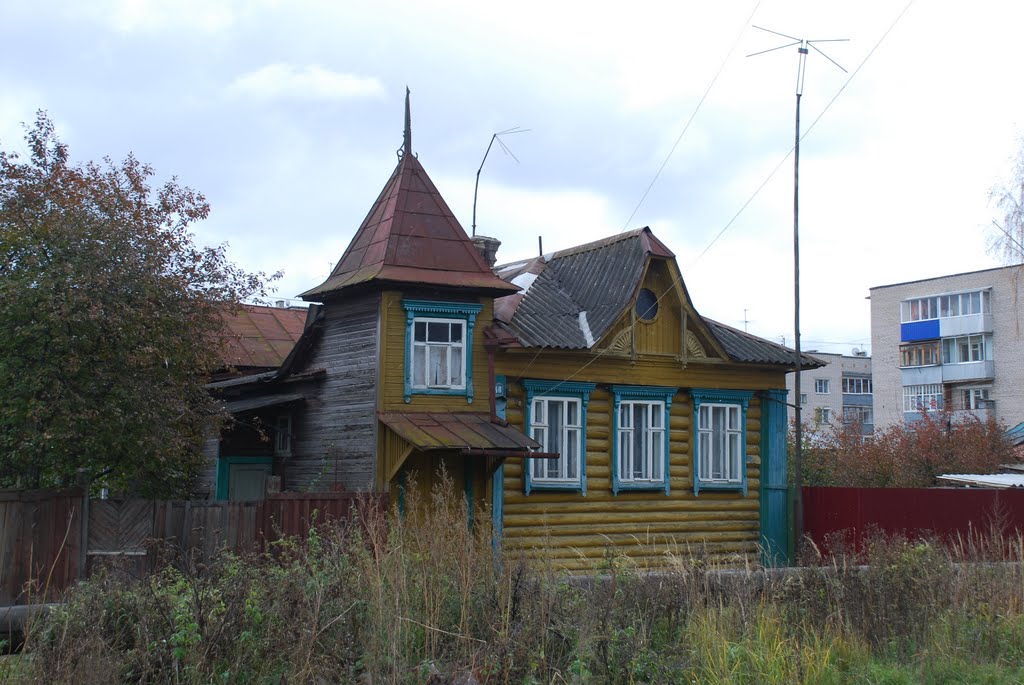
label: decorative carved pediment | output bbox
[606,328,633,355]
[685,331,707,359]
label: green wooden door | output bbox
[216,456,272,501]
[759,389,790,566]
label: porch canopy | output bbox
[377,411,555,481]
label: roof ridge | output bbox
[548,227,649,260]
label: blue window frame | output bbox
[611,385,675,495]
[523,380,596,495]
[691,389,753,495]
[402,300,482,404]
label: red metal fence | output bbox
[803,486,1024,555]
[0,489,388,606]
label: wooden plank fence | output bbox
[1,489,387,605]
[0,488,84,605]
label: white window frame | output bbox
[814,379,830,394]
[843,406,873,425]
[903,384,943,413]
[410,316,466,390]
[841,377,873,394]
[691,389,752,495]
[529,396,583,485]
[522,380,595,494]
[617,400,666,484]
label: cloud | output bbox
[227,64,384,102]
[107,0,237,33]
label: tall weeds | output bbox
[16,477,1024,684]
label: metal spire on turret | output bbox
[402,86,412,158]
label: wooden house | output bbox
[206,94,819,567]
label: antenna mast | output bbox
[471,127,528,236]
[748,26,847,563]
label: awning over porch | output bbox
[378,411,540,455]
[223,393,304,414]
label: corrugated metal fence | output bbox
[803,486,1024,555]
[0,489,387,605]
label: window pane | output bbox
[533,399,545,424]
[451,346,463,384]
[651,404,663,428]
[414,321,426,341]
[728,433,741,479]
[550,401,564,458]
[651,430,663,480]
[451,322,463,342]
[620,404,631,428]
[712,431,724,479]
[699,432,710,480]
[413,346,426,386]
[566,400,579,427]
[970,292,980,315]
[632,405,645,478]
[427,321,448,342]
[428,346,448,384]
[566,426,578,479]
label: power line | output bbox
[526,3,914,397]
[685,0,915,271]
[619,1,762,233]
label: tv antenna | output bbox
[748,26,847,562]
[472,127,529,237]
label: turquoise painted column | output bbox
[491,376,507,546]
[759,389,790,566]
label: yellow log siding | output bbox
[498,375,766,570]
[377,290,495,413]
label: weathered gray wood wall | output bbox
[288,293,380,491]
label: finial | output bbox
[402,86,412,158]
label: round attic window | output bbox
[635,288,659,321]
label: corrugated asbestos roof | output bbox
[937,473,1024,489]
[494,228,668,349]
[301,134,517,299]
[494,227,822,368]
[219,305,308,370]
[378,412,540,453]
[705,319,824,369]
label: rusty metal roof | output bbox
[378,411,540,454]
[219,305,308,370]
[705,319,825,369]
[301,145,518,299]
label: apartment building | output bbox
[786,350,873,434]
[869,265,1024,430]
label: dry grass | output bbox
[13,475,1024,684]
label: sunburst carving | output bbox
[685,332,707,358]
[606,328,633,355]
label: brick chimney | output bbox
[472,235,501,269]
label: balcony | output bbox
[940,313,992,337]
[952,407,994,423]
[942,360,994,383]
[902,365,942,386]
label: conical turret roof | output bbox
[301,92,517,300]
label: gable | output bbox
[596,258,726,362]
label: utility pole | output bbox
[749,26,846,562]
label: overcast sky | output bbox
[3,0,1022,355]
